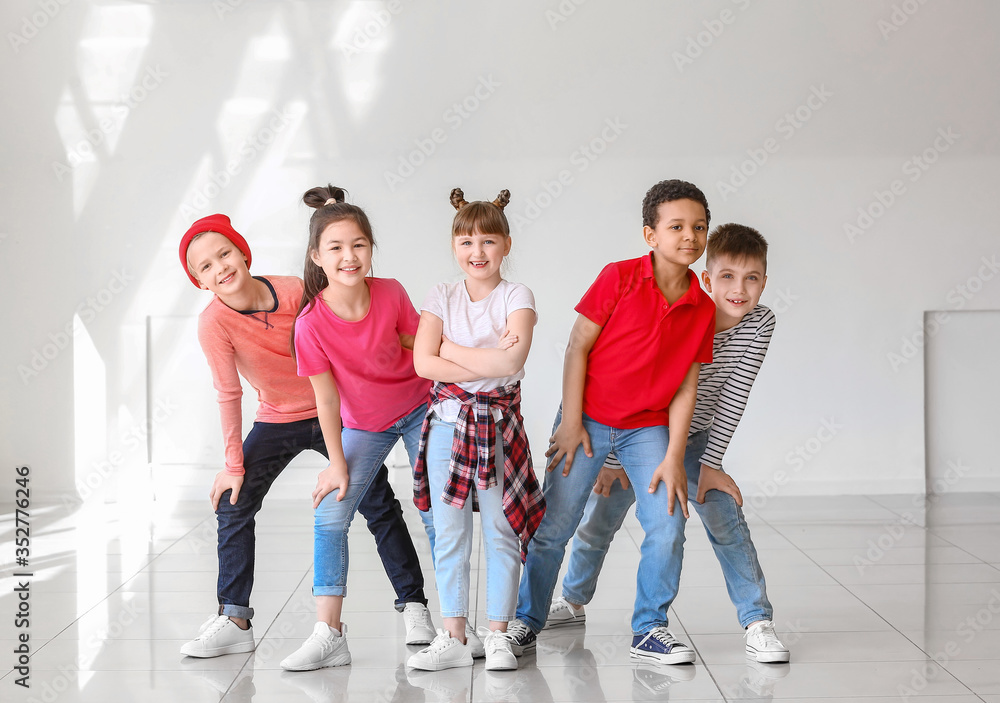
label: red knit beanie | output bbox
[179,214,253,288]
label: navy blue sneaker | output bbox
[630,627,695,664]
[505,619,537,656]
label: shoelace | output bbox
[482,629,515,654]
[198,616,230,641]
[746,621,781,647]
[642,626,682,649]
[197,615,219,635]
[404,606,432,629]
[425,629,459,653]
[305,629,337,656]
[506,621,531,641]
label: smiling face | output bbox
[453,228,510,285]
[702,253,767,328]
[310,219,373,289]
[643,198,708,269]
[187,231,250,294]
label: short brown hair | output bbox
[706,223,768,271]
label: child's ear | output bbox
[760,274,767,294]
[642,225,656,247]
[503,235,512,256]
[701,269,712,292]
[309,249,322,267]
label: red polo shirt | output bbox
[575,253,715,429]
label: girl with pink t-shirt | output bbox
[281,185,434,671]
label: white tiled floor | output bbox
[2,490,999,701]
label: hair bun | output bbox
[450,188,469,211]
[303,184,347,210]
[492,189,511,211]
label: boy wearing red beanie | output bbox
[178,214,437,657]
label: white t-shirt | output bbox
[421,279,537,422]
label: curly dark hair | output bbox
[641,179,710,229]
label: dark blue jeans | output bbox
[216,417,428,619]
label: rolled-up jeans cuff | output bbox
[395,597,429,612]
[313,586,347,597]
[219,603,254,620]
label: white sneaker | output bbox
[543,596,587,629]
[402,603,436,645]
[744,620,790,663]
[406,629,473,671]
[479,627,518,671]
[180,615,255,658]
[466,624,485,658]
[281,622,351,671]
[630,627,696,665]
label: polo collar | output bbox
[641,252,702,308]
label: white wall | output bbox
[2,0,998,503]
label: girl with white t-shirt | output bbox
[409,188,546,672]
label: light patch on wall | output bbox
[74,313,107,498]
[330,1,397,120]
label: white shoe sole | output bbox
[542,614,586,630]
[280,651,351,671]
[747,646,790,663]
[180,639,255,658]
[630,648,696,665]
[405,655,473,671]
[485,654,518,671]
[405,629,436,645]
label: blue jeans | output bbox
[313,404,431,596]
[561,429,773,628]
[426,416,521,621]
[516,409,687,635]
[216,417,433,619]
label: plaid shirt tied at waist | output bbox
[413,381,545,561]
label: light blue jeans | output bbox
[313,404,434,596]
[516,409,687,635]
[561,429,773,628]
[426,416,520,621]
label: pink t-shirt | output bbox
[294,277,430,432]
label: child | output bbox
[283,185,435,671]
[177,214,436,658]
[507,179,716,665]
[546,223,790,663]
[407,188,545,672]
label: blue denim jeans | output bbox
[313,404,431,597]
[560,429,773,628]
[425,416,521,621]
[563,430,774,627]
[516,409,687,635]
[216,417,432,619]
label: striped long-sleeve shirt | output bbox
[606,304,775,471]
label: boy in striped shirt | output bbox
[545,223,790,664]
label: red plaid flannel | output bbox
[413,381,545,561]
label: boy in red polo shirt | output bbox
[507,180,716,665]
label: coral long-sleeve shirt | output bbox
[197,276,317,475]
